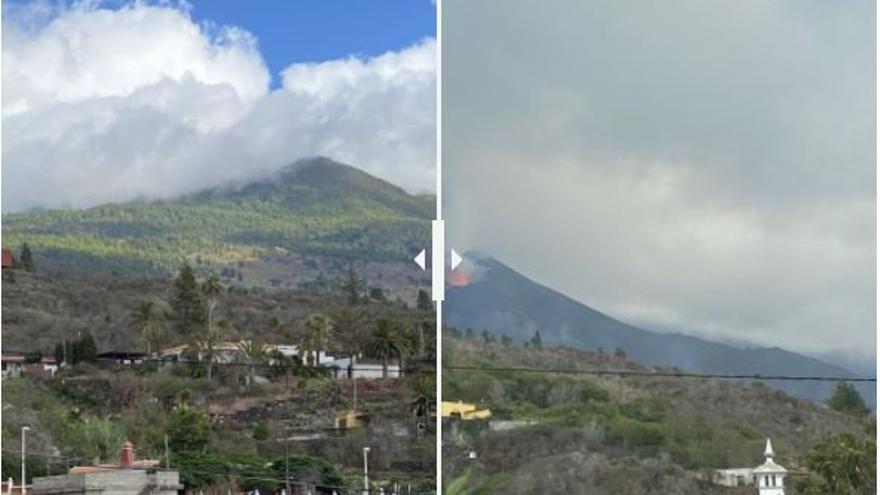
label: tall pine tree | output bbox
[19,243,35,272]
[171,263,206,336]
[530,329,542,349]
[340,262,365,305]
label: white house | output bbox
[326,357,401,379]
[158,342,338,367]
[1,355,58,379]
[714,438,786,494]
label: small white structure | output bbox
[713,467,753,487]
[158,342,337,366]
[753,438,786,494]
[1,355,58,379]
[326,358,401,379]
[714,438,786,494]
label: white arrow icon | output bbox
[414,249,426,270]
[450,249,463,270]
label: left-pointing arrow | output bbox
[414,249,426,270]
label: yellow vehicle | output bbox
[441,401,491,420]
[334,409,369,429]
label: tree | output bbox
[24,350,42,364]
[237,340,266,387]
[827,382,870,417]
[366,318,412,379]
[165,405,212,453]
[416,289,432,311]
[252,421,269,442]
[301,313,333,366]
[797,421,875,495]
[190,324,224,382]
[129,300,163,356]
[171,263,206,335]
[72,332,98,364]
[330,305,368,379]
[501,335,512,347]
[201,274,223,341]
[54,342,65,366]
[340,262,365,305]
[530,329,543,349]
[369,287,386,301]
[18,243,35,272]
[409,374,435,420]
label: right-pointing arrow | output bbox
[450,249,463,270]
[414,249,426,271]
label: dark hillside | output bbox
[2,270,423,356]
[445,253,874,407]
[442,335,870,495]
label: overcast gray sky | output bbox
[443,0,875,371]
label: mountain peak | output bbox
[275,156,407,195]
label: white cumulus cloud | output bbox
[2,1,436,211]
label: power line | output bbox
[442,365,876,382]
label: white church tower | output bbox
[752,438,786,494]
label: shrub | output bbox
[24,350,43,363]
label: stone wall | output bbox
[34,470,182,495]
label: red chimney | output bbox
[119,441,134,467]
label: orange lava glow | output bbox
[448,269,472,287]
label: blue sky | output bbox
[4,0,436,86]
[181,0,435,85]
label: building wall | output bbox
[1,362,22,378]
[327,359,400,379]
[714,468,754,487]
[34,470,181,495]
[755,473,785,495]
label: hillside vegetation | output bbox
[2,269,431,358]
[446,253,874,406]
[3,266,437,492]
[2,158,432,292]
[441,333,873,495]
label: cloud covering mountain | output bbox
[2,1,435,211]
[443,0,875,365]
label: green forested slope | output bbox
[2,157,433,279]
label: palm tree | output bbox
[191,323,224,382]
[237,340,266,387]
[202,274,223,341]
[301,314,333,366]
[330,305,368,379]
[366,318,412,379]
[129,300,162,356]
